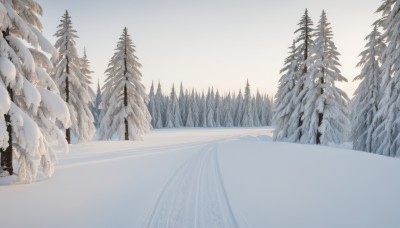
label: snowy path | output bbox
[146,141,240,228]
[1,128,400,228]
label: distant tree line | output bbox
[146,81,273,129]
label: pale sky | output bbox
[37,0,380,97]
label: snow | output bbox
[0,128,399,227]
[38,88,71,127]
[0,56,16,85]
[0,82,10,115]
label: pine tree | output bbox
[185,93,195,127]
[178,83,187,125]
[241,80,254,127]
[99,28,150,140]
[169,84,183,127]
[0,1,71,182]
[273,41,300,140]
[154,82,164,128]
[206,88,215,127]
[371,0,400,156]
[252,97,261,126]
[214,90,222,127]
[291,9,315,141]
[164,97,174,128]
[234,90,243,126]
[80,48,95,99]
[351,25,385,152]
[265,95,274,125]
[199,92,207,127]
[91,80,102,128]
[53,11,95,143]
[301,11,349,145]
[191,90,200,127]
[148,81,157,128]
[222,93,234,127]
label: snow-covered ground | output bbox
[1,127,399,228]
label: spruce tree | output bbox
[301,11,349,145]
[0,1,71,182]
[99,28,150,140]
[191,90,200,127]
[199,92,207,127]
[273,41,300,140]
[148,81,157,128]
[178,83,187,125]
[53,11,95,143]
[241,80,254,127]
[206,88,215,127]
[372,0,400,156]
[291,9,314,141]
[222,93,234,127]
[80,48,95,98]
[351,25,385,152]
[154,82,164,128]
[234,90,243,126]
[214,90,222,127]
[91,80,102,128]
[169,84,183,127]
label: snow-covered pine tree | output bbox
[234,90,243,126]
[256,91,263,124]
[205,88,215,127]
[273,41,300,140]
[169,84,183,127]
[199,92,207,127]
[53,11,95,143]
[185,92,195,127]
[222,93,234,127]
[178,83,187,125]
[91,80,102,128]
[351,25,385,152]
[99,27,150,140]
[164,96,174,128]
[214,90,222,127]
[290,9,315,142]
[80,48,95,99]
[371,0,400,157]
[154,82,164,128]
[252,97,261,126]
[265,95,274,125]
[241,80,254,127]
[148,81,157,128]
[0,1,71,182]
[191,90,200,127]
[301,11,349,145]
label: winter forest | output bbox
[0,0,400,227]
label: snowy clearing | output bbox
[1,127,399,228]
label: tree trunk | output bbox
[65,56,71,144]
[317,68,325,145]
[124,84,128,140]
[1,28,13,175]
[298,15,310,141]
[123,30,129,141]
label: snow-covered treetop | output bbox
[80,47,94,86]
[309,10,347,84]
[54,11,78,63]
[295,9,314,61]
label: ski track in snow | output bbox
[145,141,241,228]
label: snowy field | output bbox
[1,127,400,228]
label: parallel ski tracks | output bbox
[146,141,241,228]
